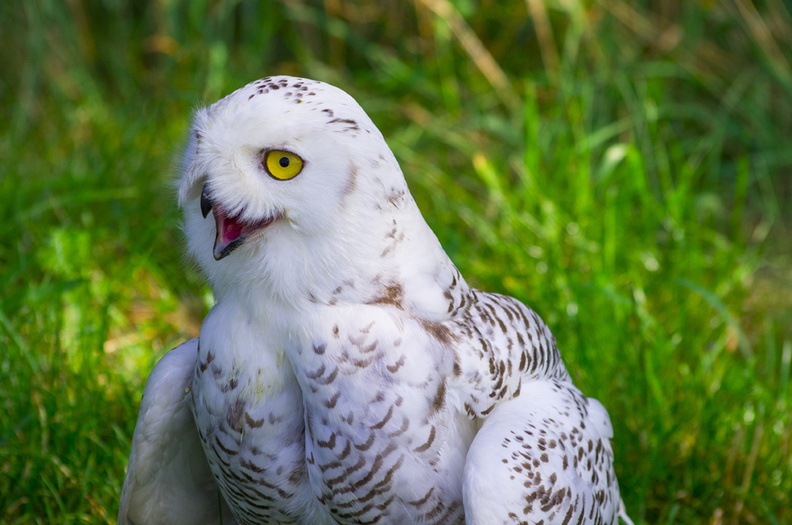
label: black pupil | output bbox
[279,156,290,168]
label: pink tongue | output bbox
[220,217,244,244]
[212,206,277,261]
[221,215,245,244]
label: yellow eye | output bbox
[264,150,303,180]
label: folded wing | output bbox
[118,339,237,525]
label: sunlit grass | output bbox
[1,1,790,523]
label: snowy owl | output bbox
[119,76,632,525]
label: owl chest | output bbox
[289,323,470,523]
[191,333,312,523]
[298,376,469,524]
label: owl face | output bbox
[177,77,412,298]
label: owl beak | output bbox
[201,188,243,260]
[200,185,238,260]
[212,210,248,261]
[200,184,279,261]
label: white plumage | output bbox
[119,76,632,525]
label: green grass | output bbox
[2,1,790,523]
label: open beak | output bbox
[201,184,279,261]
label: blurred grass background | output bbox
[1,0,791,523]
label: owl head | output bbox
[177,76,454,310]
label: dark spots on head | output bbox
[328,117,360,133]
[246,77,322,103]
[329,117,357,126]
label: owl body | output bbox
[119,76,630,525]
[193,297,471,524]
